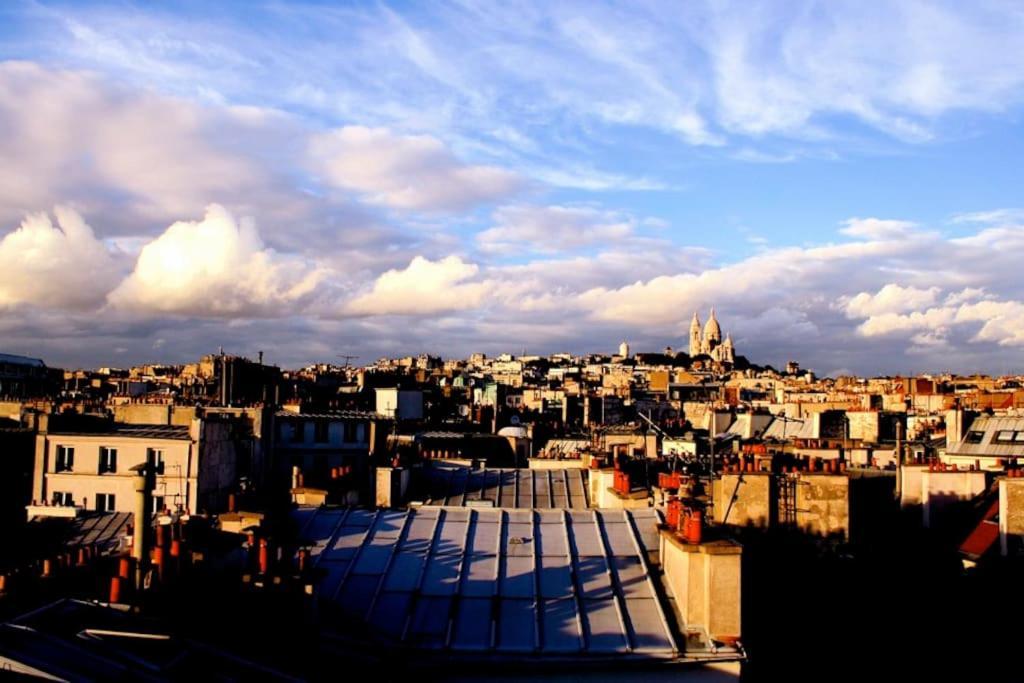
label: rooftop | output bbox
[0,352,46,368]
[421,466,590,508]
[947,415,1024,457]
[293,506,676,660]
[0,599,296,681]
[49,424,191,440]
[274,410,388,421]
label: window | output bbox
[995,430,1015,443]
[52,491,73,506]
[343,421,358,443]
[99,446,117,474]
[290,422,305,443]
[1016,432,1024,442]
[147,448,165,475]
[152,495,165,514]
[95,493,116,512]
[55,445,74,472]
[964,431,985,444]
[314,420,330,443]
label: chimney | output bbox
[895,420,904,501]
[131,462,155,590]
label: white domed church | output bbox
[688,308,735,363]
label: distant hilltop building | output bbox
[688,307,735,363]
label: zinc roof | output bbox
[947,416,1024,458]
[293,506,676,659]
[421,466,590,508]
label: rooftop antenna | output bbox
[337,354,359,368]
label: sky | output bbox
[1,0,1023,375]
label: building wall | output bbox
[999,478,1024,556]
[0,400,24,420]
[920,469,987,529]
[663,438,698,457]
[713,473,773,528]
[34,433,196,513]
[112,404,173,425]
[375,389,424,420]
[847,411,880,443]
[272,415,377,489]
[196,419,238,513]
[0,428,34,525]
[796,474,850,540]
[660,533,742,642]
[846,470,895,544]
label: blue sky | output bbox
[1,1,1023,374]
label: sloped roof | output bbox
[49,424,190,440]
[421,466,590,508]
[947,416,1024,458]
[960,500,1001,560]
[0,353,45,367]
[293,506,676,659]
[762,415,813,440]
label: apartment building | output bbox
[271,409,388,487]
[31,417,243,516]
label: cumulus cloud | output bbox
[0,61,301,230]
[570,221,931,329]
[108,204,324,316]
[478,205,635,254]
[0,206,121,309]
[309,126,521,212]
[344,255,488,316]
[842,284,941,318]
[848,289,1024,348]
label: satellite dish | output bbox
[510,415,521,425]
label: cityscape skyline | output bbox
[3,5,1024,679]
[2,2,1024,374]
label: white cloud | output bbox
[108,204,324,316]
[950,208,1024,225]
[944,288,987,306]
[839,218,920,241]
[855,308,956,338]
[956,300,1024,347]
[17,0,1024,173]
[848,292,1024,348]
[344,255,487,316]
[478,205,635,254]
[842,284,941,318]
[570,225,929,328]
[701,2,1024,141]
[0,61,300,229]
[0,206,121,309]
[309,126,521,212]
